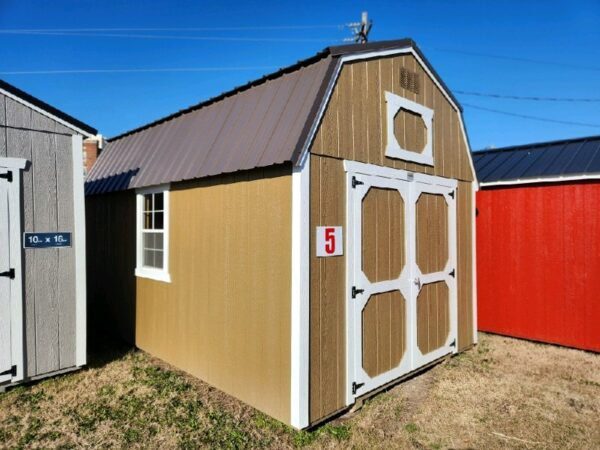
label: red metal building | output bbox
[474,135,600,353]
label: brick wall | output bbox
[83,138,100,177]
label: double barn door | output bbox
[346,163,457,400]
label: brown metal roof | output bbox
[87,39,458,194]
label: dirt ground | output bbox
[0,333,598,449]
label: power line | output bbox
[456,90,600,102]
[0,25,344,33]
[0,66,278,75]
[462,102,600,128]
[0,30,338,43]
[431,47,600,72]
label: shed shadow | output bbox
[85,175,138,368]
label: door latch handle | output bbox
[413,277,421,290]
[0,268,15,279]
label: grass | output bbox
[0,333,598,449]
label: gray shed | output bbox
[0,79,96,389]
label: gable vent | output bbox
[400,68,420,94]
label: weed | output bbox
[290,429,319,447]
[201,410,254,449]
[14,389,46,410]
[18,416,42,448]
[404,422,419,433]
[322,423,351,441]
[580,379,600,388]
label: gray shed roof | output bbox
[87,39,458,194]
[473,135,600,185]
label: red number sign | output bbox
[316,226,343,257]
[324,227,336,254]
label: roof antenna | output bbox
[345,11,372,43]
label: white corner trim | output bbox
[290,153,310,429]
[384,91,434,166]
[135,184,171,284]
[479,173,600,187]
[0,161,25,383]
[471,182,478,345]
[297,46,478,185]
[0,87,95,138]
[72,135,87,367]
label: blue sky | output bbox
[0,0,598,150]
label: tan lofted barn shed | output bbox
[86,39,477,429]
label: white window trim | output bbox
[135,184,171,283]
[385,91,434,166]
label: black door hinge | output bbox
[449,268,455,278]
[448,189,455,199]
[0,268,15,279]
[351,286,364,299]
[0,171,12,183]
[351,176,364,188]
[0,365,17,377]
[449,339,456,348]
[352,381,365,395]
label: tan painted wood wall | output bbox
[135,165,293,424]
[311,54,473,183]
[309,53,475,424]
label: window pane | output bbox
[143,249,155,267]
[154,250,164,269]
[154,211,164,230]
[143,233,155,250]
[143,212,152,230]
[155,233,164,251]
[154,192,164,211]
[144,193,153,212]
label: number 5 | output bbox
[325,227,336,254]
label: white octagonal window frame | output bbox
[385,91,434,166]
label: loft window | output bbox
[385,91,434,166]
[135,185,171,282]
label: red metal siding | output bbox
[477,181,600,353]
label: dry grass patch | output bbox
[0,334,598,449]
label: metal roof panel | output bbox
[474,135,600,183]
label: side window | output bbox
[385,91,434,166]
[136,187,170,282]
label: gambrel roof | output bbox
[87,39,467,194]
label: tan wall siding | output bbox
[308,53,476,422]
[134,166,293,424]
[311,54,474,182]
[309,155,346,423]
[457,181,474,350]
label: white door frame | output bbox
[343,160,457,405]
[0,157,27,386]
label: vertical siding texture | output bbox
[1,93,79,377]
[311,55,473,183]
[308,53,475,422]
[135,166,293,424]
[457,181,474,350]
[309,155,346,423]
[477,182,600,353]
